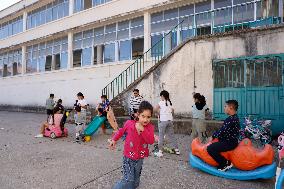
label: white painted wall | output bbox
[119,27,284,116]
[0,61,131,107]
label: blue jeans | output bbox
[113,157,144,189]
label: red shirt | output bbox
[112,120,155,160]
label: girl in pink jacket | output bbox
[109,101,155,189]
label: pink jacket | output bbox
[112,120,155,160]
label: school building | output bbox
[0,0,283,133]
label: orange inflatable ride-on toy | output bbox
[189,138,277,180]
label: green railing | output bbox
[102,0,282,100]
[102,21,184,100]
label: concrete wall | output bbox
[116,25,284,117]
[0,61,131,107]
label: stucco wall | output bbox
[117,26,284,117]
[0,62,131,107]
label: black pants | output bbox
[207,140,238,167]
[130,109,138,120]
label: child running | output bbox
[207,100,240,171]
[191,93,209,143]
[154,90,180,157]
[108,101,155,189]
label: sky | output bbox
[0,0,21,11]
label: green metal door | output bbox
[213,54,284,135]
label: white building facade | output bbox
[0,0,282,107]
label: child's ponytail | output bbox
[160,90,172,106]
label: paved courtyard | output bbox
[0,111,275,189]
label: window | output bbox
[131,17,144,38]
[151,34,163,57]
[214,0,231,9]
[82,47,92,66]
[104,43,115,63]
[132,38,144,59]
[73,49,82,67]
[39,57,45,72]
[45,55,52,71]
[119,40,131,61]
[55,54,61,70]
[0,16,23,39]
[61,52,68,69]
[118,21,129,40]
[84,0,92,9]
[233,2,254,23]
[105,24,116,42]
[26,0,69,29]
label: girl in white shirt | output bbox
[154,90,180,157]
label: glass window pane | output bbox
[131,26,143,38]
[52,5,59,20]
[26,59,37,73]
[40,9,46,25]
[179,5,194,17]
[119,40,131,61]
[118,29,129,40]
[234,0,250,5]
[58,3,64,18]
[83,29,94,38]
[94,34,104,45]
[105,32,116,42]
[118,21,129,30]
[105,24,116,33]
[195,0,211,13]
[151,12,163,23]
[151,34,163,57]
[46,6,52,22]
[61,52,68,69]
[214,7,232,26]
[164,8,178,20]
[151,22,164,34]
[83,37,93,48]
[82,47,92,66]
[131,17,143,27]
[104,43,115,63]
[214,0,231,9]
[39,57,45,72]
[233,3,254,23]
[196,11,211,26]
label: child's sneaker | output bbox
[163,147,175,154]
[174,149,180,155]
[217,161,233,172]
[35,134,44,138]
[154,150,163,157]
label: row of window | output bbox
[0,0,274,77]
[0,49,22,77]
[0,16,23,40]
[26,37,68,73]
[27,0,69,29]
[74,0,112,13]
